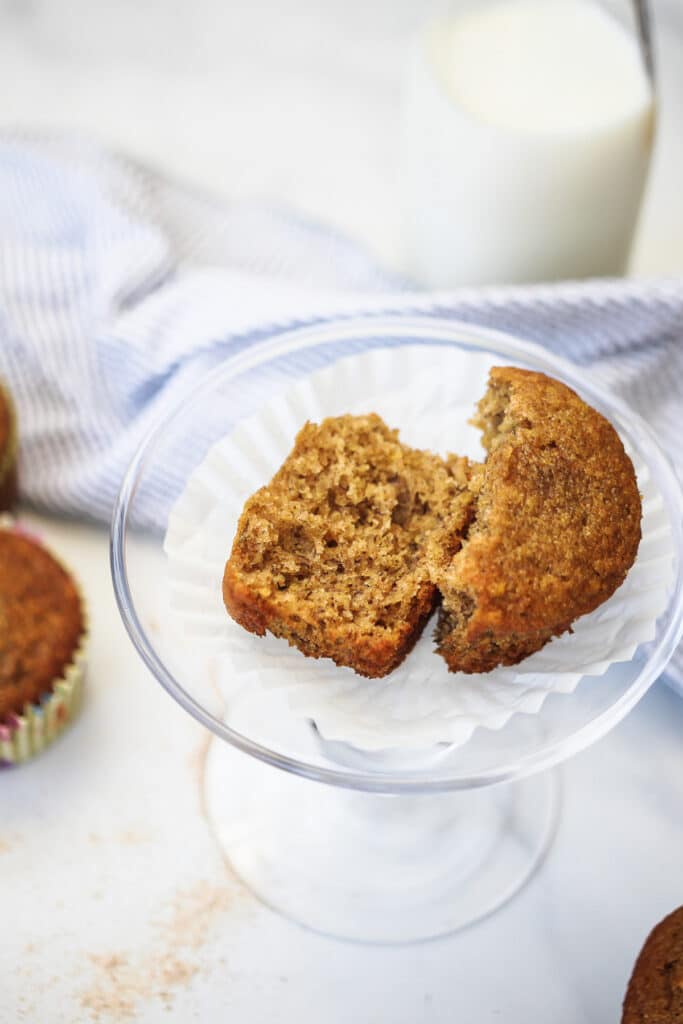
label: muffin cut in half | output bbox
[433,366,642,673]
[223,414,475,677]
[223,368,642,677]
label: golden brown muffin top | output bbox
[623,906,683,1023]
[0,531,84,719]
[441,366,642,642]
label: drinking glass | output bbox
[400,0,657,288]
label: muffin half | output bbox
[433,367,642,673]
[223,414,475,677]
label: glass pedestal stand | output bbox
[110,315,683,947]
[203,725,559,943]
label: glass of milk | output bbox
[400,0,657,288]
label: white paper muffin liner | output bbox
[164,347,675,750]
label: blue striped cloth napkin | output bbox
[1,134,682,686]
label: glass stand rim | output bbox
[110,313,683,795]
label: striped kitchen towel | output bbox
[0,134,682,683]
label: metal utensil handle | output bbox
[633,0,656,85]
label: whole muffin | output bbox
[622,907,683,1022]
[434,366,642,672]
[0,525,87,764]
[0,381,18,513]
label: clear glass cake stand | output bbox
[110,316,683,944]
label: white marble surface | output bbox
[2,2,683,1021]
[2,513,683,1023]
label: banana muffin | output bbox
[433,366,641,672]
[622,906,683,1022]
[223,368,641,677]
[0,526,87,761]
[0,380,18,513]
[223,414,475,677]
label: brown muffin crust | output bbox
[0,462,18,514]
[0,383,18,513]
[434,366,642,673]
[0,384,11,454]
[223,414,475,677]
[0,531,84,719]
[622,907,683,1022]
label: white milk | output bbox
[400,0,656,288]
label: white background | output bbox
[1,2,683,1021]
[2,0,683,274]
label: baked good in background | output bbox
[0,380,18,513]
[0,522,87,764]
[622,906,683,1022]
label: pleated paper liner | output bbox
[164,346,675,751]
[0,517,88,766]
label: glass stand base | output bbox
[203,736,560,944]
